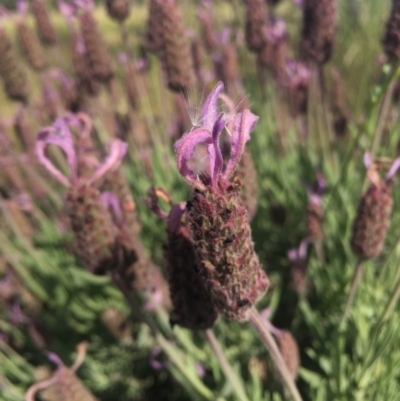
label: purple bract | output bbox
[174,81,259,189]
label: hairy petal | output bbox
[202,81,224,131]
[89,140,128,184]
[223,110,259,179]
[210,113,226,187]
[175,128,212,188]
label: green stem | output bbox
[341,258,363,326]
[375,266,400,330]
[204,329,250,401]
[248,307,303,401]
[112,273,216,400]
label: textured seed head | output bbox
[79,11,114,83]
[284,60,310,117]
[383,0,400,61]
[245,0,269,52]
[66,183,118,274]
[158,0,196,92]
[197,3,218,52]
[0,28,30,103]
[215,42,239,85]
[351,183,393,260]
[188,178,269,321]
[331,68,350,137]
[16,21,46,71]
[191,39,207,87]
[145,0,164,52]
[257,19,287,80]
[106,0,130,22]
[275,330,300,380]
[300,0,337,65]
[304,173,327,241]
[31,0,58,46]
[69,31,101,97]
[351,157,398,260]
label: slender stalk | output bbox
[370,76,396,159]
[375,266,400,328]
[248,307,303,401]
[111,273,216,400]
[341,258,363,326]
[204,329,250,401]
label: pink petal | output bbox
[202,81,224,131]
[223,110,259,179]
[175,128,212,187]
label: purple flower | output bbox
[35,113,127,187]
[174,81,258,189]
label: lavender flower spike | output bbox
[175,82,268,321]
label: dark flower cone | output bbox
[164,208,218,330]
[198,7,217,53]
[257,20,287,80]
[66,183,118,274]
[285,61,309,117]
[275,330,300,380]
[14,107,35,152]
[79,11,114,83]
[158,0,196,92]
[383,0,400,61]
[191,39,207,87]
[16,22,46,72]
[145,0,164,52]
[331,68,349,137]
[234,147,258,221]
[245,0,269,52]
[188,177,269,321]
[351,182,393,260]
[306,201,324,241]
[31,0,57,46]
[69,31,101,97]
[106,0,130,22]
[300,0,337,65]
[0,28,30,103]
[215,43,239,85]
[100,307,132,339]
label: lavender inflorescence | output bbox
[175,82,269,321]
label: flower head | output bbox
[174,81,259,190]
[35,113,127,187]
